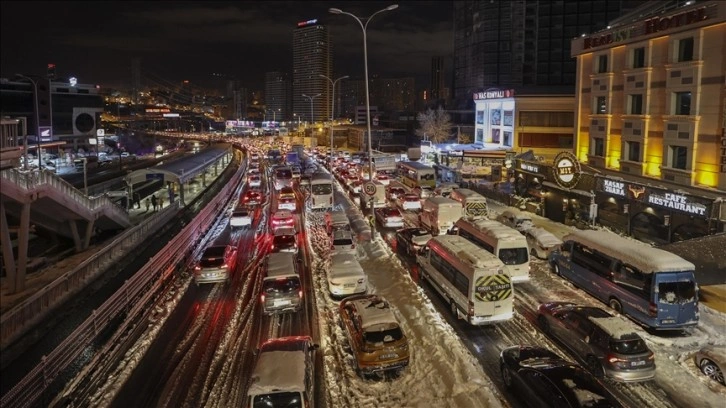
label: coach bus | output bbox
[452,218,530,282]
[549,229,698,330]
[417,234,513,325]
[310,172,334,211]
[397,161,436,190]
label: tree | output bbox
[415,106,452,144]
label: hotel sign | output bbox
[473,89,515,100]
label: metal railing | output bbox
[0,152,244,408]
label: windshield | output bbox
[312,184,332,195]
[363,325,403,344]
[200,257,225,268]
[610,337,649,354]
[263,278,301,294]
[333,238,353,246]
[658,281,696,304]
[275,169,292,179]
[498,247,529,265]
[274,235,296,246]
[252,392,302,408]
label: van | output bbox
[246,336,318,408]
[328,252,367,299]
[419,197,463,236]
[435,182,459,198]
[449,188,488,219]
[497,208,534,233]
[261,252,302,315]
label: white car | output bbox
[248,174,262,188]
[375,207,404,229]
[524,227,563,259]
[331,229,356,254]
[271,210,295,232]
[399,193,422,211]
[230,208,252,228]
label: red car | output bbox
[242,189,263,206]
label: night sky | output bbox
[1,1,454,94]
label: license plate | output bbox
[631,360,646,366]
[344,283,355,288]
[274,299,291,306]
[661,319,676,324]
[380,353,398,360]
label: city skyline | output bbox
[0,1,454,93]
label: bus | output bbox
[549,230,698,330]
[417,235,513,325]
[310,172,334,211]
[273,166,293,191]
[450,188,488,219]
[397,161,436,190]
[452,218,530,282]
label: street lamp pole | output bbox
[329,4,398,184]
[16,74,42,171]
[320,74,349,209]
[302,93,322,126]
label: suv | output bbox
[193,245,237,285]
[537,302,656,382]
[246,336,319,408]
[272,227,298,254]
[339,294,410,377]
[500,345,623,408]
[331,229,356,253]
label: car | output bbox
[398,193,422,211]
[331,229,356,253]
[375,207,404,229]
[497,209,535,234]
[500,345,623,408]
[694,345,726,386]
[230,208,252,228]
[272,227,298,253]
[339,294,410,377]
[349,180,364,195]
[413,186,434,199]
[375,173,390,186]
[192,244,237,285]
[242,189,263,206]
[434,182,459,198]
[395,228,432,257]
[386,186,406,201]
[271,210,295,231]
[250,152,260,161]
[537,302,656,382]
[291,166,302,179]
[524,227,563,259]
[328,252,367,298]
[248,174,262,188]
[277,187,297,211]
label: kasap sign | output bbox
[552,152,582,189]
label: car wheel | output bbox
[609,298,623,314]
[538,315,550,333]
[501,365,514,387]
[530,247,537,258]
[586,355,604,377]
[700,359,725,385]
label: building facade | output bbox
[571,0,726,242]
[265,71,291,122]
[292,19,331,124]
[431,56,445,102]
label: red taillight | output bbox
[222,264,228,269]
[261,294,266,302]
[194,266,201,271]
[607,354,626,364]
[648,302,658,317]
[299,290,303,298]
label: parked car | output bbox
[386,186,406,201]
[272,227,298,254]
[500,345,623,408]
[524,227,563,259]
[537,302,656,382]
[230,208,252,228]
[395,228,432,257]
[398,193,422,212]
[339,294,410,377]
[375,207,404,229]
[694,345,726,386]
[497,208,534,234]
[331,229,356,253]
[192,244,237,285]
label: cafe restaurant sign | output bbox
[647,192,707,216]
[602,179,626,197]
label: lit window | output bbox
[670,145,688,169]
[628,94,643,115]
[595,96,607,114]
[674,92,691,115]
[677,38,694,62]
[627,141,641,162]
[592,137,605,157]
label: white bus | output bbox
[453,218,530,282]
[310,172,333,210]
[417,235,513,325]
[450,188,488,219]
[397,161,436,190]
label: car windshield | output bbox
[263,277,301,294]
[498,247,529,265]
[274,235,296,246]
[610,337,649,354]
[657,281,696,304]
[275,169,292,179]
[252,392,302,408]
[363,324,403,345]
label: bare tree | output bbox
[415,106,452,144]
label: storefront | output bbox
[595,176,720,244]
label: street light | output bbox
[16,74,43,171]
[302,93,322,126]
[320,74,349,205]
[329,4,398,184]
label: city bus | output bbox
[549,230,699,330]
[417,234,513,325]
[397,161,436,190]
[273,166,293,191]
[310,172,334,211]
[452,218,530,282]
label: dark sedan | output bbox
[395,228,433,257]
[500,345,623,408]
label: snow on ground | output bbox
[307,187,505,408]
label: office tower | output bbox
[371,77,416,112]
[265,71,291,121]
[453,0,647,108]
[131,58,141,104]
[431,56,445,102]
[292,19,331,123]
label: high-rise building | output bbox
[371,77,416,112]
[292,19,331,123]
[453,0,647,109]
[339,79,365,119]
[265,71,291,121]
[430,56,445,102]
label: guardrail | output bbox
[0,151,245,408]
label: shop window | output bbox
[669,145,688,170]
[595,96,607,114]
[626,141,641,162]
[677,37,694,62]
[592,137,605,157]
[673,92,691,115]
[628,94,643,115]
[597,55,608,73]
[503,131,512,147]
[632,47,645,68]
[476,128,484,143]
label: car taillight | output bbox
[357,278,365,284]
[194,266,201,271]
[648,302,658,317]
[606,354,629,368]
[468,301,475,316]
[222,264,228,269]
[299,290,303,298]
[261,294,266,303]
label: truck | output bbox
[358,180,387,210]
[450,188,488,219]
[419,196,463,236]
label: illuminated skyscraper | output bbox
[292,19,331,123]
